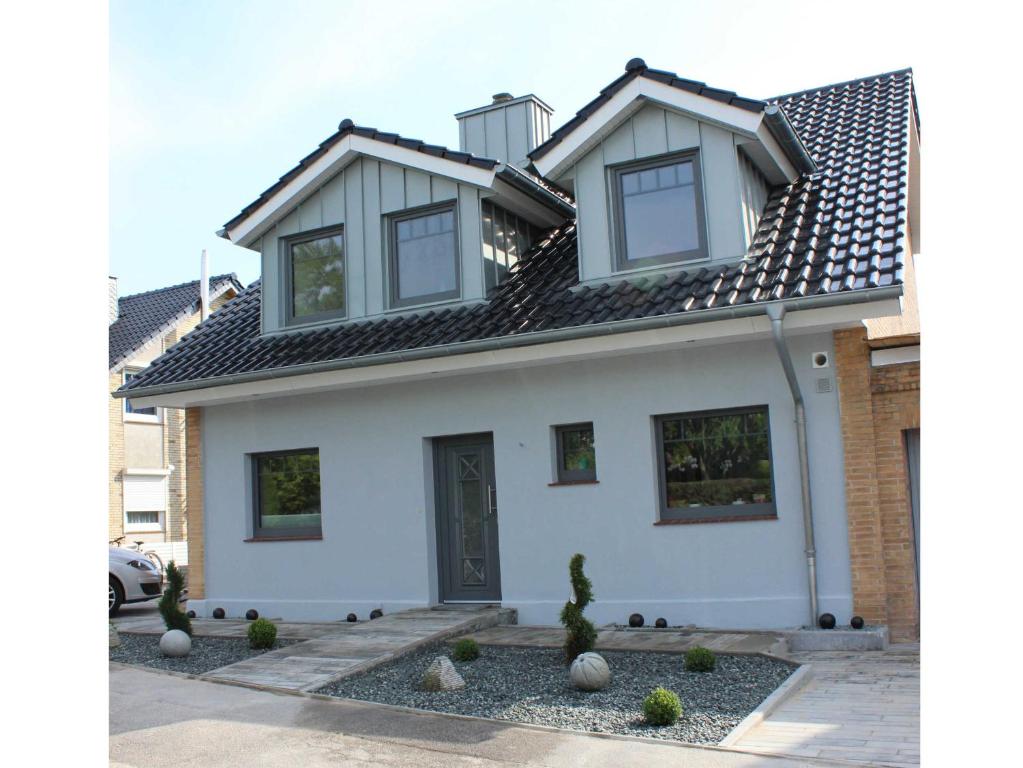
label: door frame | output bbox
[432,432,501,604]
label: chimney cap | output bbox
[625,57,647,73]
[491,92,514,104]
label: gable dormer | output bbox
[529,59,814,285]
[220,119,572,335]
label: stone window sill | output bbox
[548,480,600,487]
[244,535,323,543]
[654,513,778,526]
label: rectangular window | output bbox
[655,406,775,523]
[554,423,597,483]
[123,370,158,418]
[481,199,536,291]
[252,449,322,538]
[390,204,459,307]
[613,151,708,270]
[286,228,345,324]
[127,511,160,526]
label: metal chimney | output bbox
[200,249,210,321]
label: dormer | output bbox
[529,59,815,286]
[220,116,573,335]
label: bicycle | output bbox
[109,535,165,575]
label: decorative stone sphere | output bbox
[245,609,259,621]
[159,629,191,657]
[655,618,668,629]
[370,608,383,620]
[346,613,358,623]
[212,607,226,619]
[850,615,865,630]
[818,612,837,630]
[570,652,611,691]
[186,610,196,619]
[628,613,644,628]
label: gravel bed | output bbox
[110,633,297,675]
[316,644,796,744]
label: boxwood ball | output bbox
[245,609,259,621]
[212,607,226,619]
[628,613,645,628]
[655,617,668,629]
[347,613,358,622]
[818,612,836,630]
[851,615,865,629]
[370,608,383,620]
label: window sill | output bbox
[244,535,323,543]
[123,414,161,424]
[548,480,600,487]
[654,513,778,526]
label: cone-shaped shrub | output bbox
[159,560,192,636]
[559,553,597,663]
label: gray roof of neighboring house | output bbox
[120,68,914,396]
[108,274,242,371]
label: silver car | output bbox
[109,547,163,617]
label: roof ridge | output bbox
[118,273,238,302]
[769,67,913,102]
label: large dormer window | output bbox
[389,203,459,308]
[613,151,707,270]
[286,228,346,324]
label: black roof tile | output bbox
[123,69,912,396]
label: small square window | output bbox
[252,448,322,538]
[286,228,345,324]
[123,369,158,419]
[554,423,597,483]
[389,204,459,307]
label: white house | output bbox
[116,61,921,636]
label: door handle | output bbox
[487,485,497,517]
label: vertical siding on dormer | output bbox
[737,145,770,251]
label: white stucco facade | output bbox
[188,329,852,629]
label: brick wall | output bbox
[185,407,204,598]
[108,371,125,541]
[834,328,920,641]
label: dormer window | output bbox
[286,228,346,324]
[612,151,707,270]
[389,203,460,308]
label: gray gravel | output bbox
[110,633,296,675]
[316,644,796,744]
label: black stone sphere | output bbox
[245,609,259,621]
[186,610,196,619]
[628,613,645,628]
[655,617,668,629]
[625,57,647,72]
[818,612,836,630]
[851,615,865,630]
[212,607,226,619]
[369,608,383,620]
[338,118,354,131]
[346,613,357,622]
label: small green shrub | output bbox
[559,553,597,663]
[684,646,716,672]
[159,560,192,636]
[452,638,480,662]
[643,687,683,726]
[248,618,278,649]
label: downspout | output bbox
[765,303,819,627]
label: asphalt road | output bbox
[110,665,849,768]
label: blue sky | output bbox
[110,0,923,295]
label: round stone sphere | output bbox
[628,613,644,628]
[186,610,196,619]
[245,609,259,621]
[159,629,191,657]
[212,608,226,619]
[818,612,837,630]
[570,652,610,691]
[370,608,383,620]
[850,615,865,630]
[346,613,358,623]
[655,617,668,629]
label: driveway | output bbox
[110,666,852,767]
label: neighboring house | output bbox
[116,61,921,640]
[108,274,242,553]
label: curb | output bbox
[718,663,813,747]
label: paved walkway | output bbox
[462,625,789,656]
[111,665,854,767]
[731,645,920,767]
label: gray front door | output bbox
[434,434,501,602]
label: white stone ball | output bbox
[570,651,610,691]
[159,629,192,657]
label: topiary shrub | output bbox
[452,638,480,662]
[559,553,597,664]
[159,560,192,636]
[248,618,277,649]
[643,687,683,726]
[684,646,716,672]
